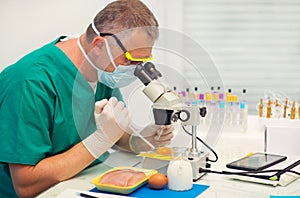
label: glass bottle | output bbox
[283,98,288,118]
[266,99,272,118]
[291,101,296,119]
[259,98,264,118]
[274,99,282,119]
[298,103,300,119]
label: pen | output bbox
[77,192,97,198]
[76,191,136,198]
[155,126,164,141]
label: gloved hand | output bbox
[83,97,131,159]
[129,124,174,153]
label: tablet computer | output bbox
[226,153,287,171]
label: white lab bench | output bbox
[38,116,300,197]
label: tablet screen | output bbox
[226,153,287,171]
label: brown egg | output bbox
[148,173,168,190]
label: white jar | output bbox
[167,148,193,191]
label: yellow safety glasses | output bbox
[100,32,152,62]
[125,51,152,62]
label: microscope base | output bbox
[188,152,209,182]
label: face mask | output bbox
[77,38,137,89]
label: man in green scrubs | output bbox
[0,0,174,197]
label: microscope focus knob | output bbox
[199,107,207,117]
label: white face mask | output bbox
[77,38,137,89]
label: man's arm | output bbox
[9,97,130,198]
[9,142,95,198]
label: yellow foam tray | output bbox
[90,166,157,194]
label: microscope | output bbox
[134,62,209,181]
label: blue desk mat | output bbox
[270,196,300,198]
[91,184,209,197]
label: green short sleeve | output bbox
[0,79,54,165]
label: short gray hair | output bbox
[86,0,159,43]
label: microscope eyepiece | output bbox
[144,62,162,79]
[134,64,152,85]
[134,62,162,86]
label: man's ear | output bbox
[92,36,105,55]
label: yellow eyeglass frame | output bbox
[100,32,153,63]
[125,52,153,62]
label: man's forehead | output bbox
[118,29,155,51]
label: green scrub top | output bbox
[0,36,123,197]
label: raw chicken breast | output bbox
[99,169,147,187]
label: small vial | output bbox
[218,98,225,125]
[298,103,300,119]
[231,95,239,127]
[219,93,225,105]
[239,102,247,132]
[205,91,213,126]
[183,88,190,105]
[259,98,264,118]
[180,91,186,104]
[283,98,288,118]
[186,88,194,105]
[241,89,247,103]
[266,99,272,118]
[226,89,232,103]
[194,87,199,100]
[213,86,220,102]
[173,86,177,96]
[274,99,282,119]
[225,91,232,127]
[206,92,212,103]
[199,93,205,107]
[186,88,190,96]
[291,101,296,119]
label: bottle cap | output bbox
[194,87,198,91]
[231,95,238,103]
[219,93,224,100]
[213,93,219,101]
[206,92,211,101]
[219,101,225,109]
[226,94,231,102]
[240,102,245,109]
[192,101,198,105]
[199,93,205,100]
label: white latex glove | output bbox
[129,123,174,153]
[83,97,131,159]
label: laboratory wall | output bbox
[1,0,299,115]
[0,0,181,72]
[182,0,300,114]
